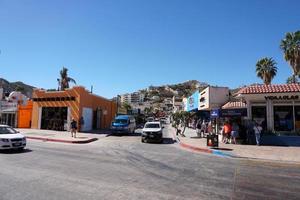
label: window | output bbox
[252,106,267,130]
[274,106,294,132]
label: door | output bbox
[82,107,93,131]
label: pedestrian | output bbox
[222,122,232,144]
[231,123,239,144]
[70,118,78,138]
[200,120,207,138]
[196,119,202,138]
[253,122,262,146]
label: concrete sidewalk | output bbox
[175,127,300,163]
[17,128,111,144]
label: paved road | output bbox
[1,127,300,200]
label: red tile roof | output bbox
[222,101,247,109]
[237,84,300,94]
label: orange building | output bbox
[31,86,117,131]
[18,100,33,128]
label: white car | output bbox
[141,122,163,143]
[0,125,26,151]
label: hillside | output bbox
[144,80,209,102]
[0,78,36,98]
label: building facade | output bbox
[237,84,300,135]
[31,86,117,131]
[120,92,145,104]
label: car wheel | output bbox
[141,138,145,143]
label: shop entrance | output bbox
[41,107,68,131]
[1,113,16,127]
[274,106,294,132]
[252,106,267,130]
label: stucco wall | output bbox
[31,86,116,130]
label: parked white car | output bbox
[0,125,26,150]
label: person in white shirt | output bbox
[253,122,263,146]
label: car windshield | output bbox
[145,123,160,128]
[0,127,18,134]
[114,119,128,124]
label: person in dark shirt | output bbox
[70,118,77,138]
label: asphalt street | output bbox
[0,127,300,200]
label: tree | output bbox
[256,57,277,85]
[171,111,191,137]
[280,31,300,83]
[57,67,76,90]
[122,102,132,113]
[287,76,299,84]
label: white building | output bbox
[173,96,183,113]
[120,92,145,104]
[237,84,300,134]
[198,86,230,110]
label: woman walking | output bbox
[231,123,239,144]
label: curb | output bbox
[26,136,98,144]
[172,130,234,158]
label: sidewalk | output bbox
[175,127,300,163]
[17,128,111,144]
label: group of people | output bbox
[221,122,240,144]
[195,120,213,138]
[222,121,263,145]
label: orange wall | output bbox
[31,86,116,130]
[18,101,33,128]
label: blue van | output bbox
[111,115,136,134]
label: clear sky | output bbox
[0,0,300,98]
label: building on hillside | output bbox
[31,86,117,131]
[236,84,300,135]
[172,96,183,113]
[120,92,145,104]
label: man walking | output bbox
[70,118,78,138]
[253,122,262,146]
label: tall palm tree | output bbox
[256,57,277,85]
[57,67,76,90]
[280,31,300,83]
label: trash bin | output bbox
[207,134,219,147]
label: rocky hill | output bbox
[143,80,209,102]
[0,78,35,98]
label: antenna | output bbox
[91,85,93,93]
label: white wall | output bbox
[82,107,93,131]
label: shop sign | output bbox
[187,91,199,112]
[265,95,299,101]
[210,109,220,118]
[0,101,18,112]
[221,109,247,117]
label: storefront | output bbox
[237,84,300,135]
[0,101,18,127]
[31,86,117,131]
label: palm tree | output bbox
[287,76,298,84]
[280,31,300,83]
[256,57,277,85]
[57,67,76,90]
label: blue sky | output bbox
[0,0,299,98]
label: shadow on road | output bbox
[108,132,142,137]
[162,138,176,144]
[0,148,33,154]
